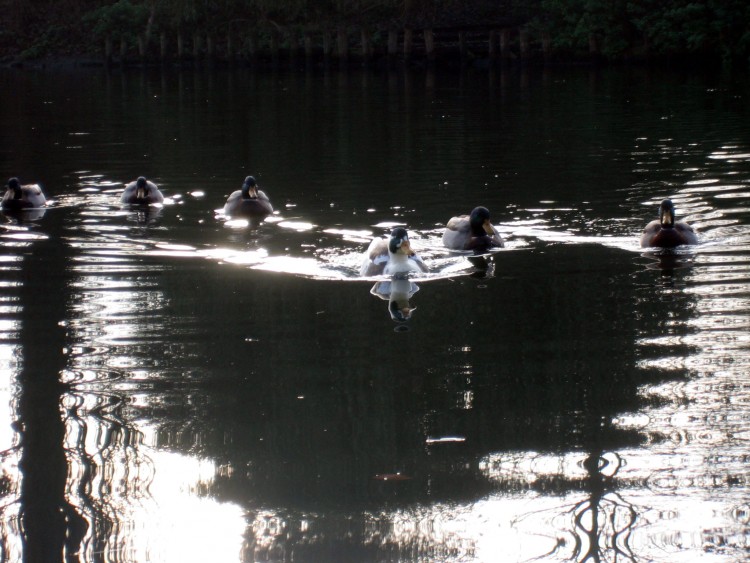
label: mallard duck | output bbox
[223,176,273,219]
[360,227,428,277]
[640,199,698,248]
[443,206,504,251]
[1,177,46,209]
[121,176,164,205]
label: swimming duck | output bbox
[223,176,273,219]
[360,227,428,277]
[640,199,698,248]
[443,206,504,252]
[121,176,164,205]
[1,177,46,210]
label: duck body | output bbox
[223,176,273,220]
[443,206,504,252]
[1,178,46,210]
[121,177,164,205]
[640,199,698,248]
[360,227,428,277]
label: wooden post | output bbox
[120,37,127,59]
[193,33,202,58]
[227,31,234,61]
[488,30,497,61]
[138,35,145,60]
[337,27,348,61]
[206,34,215,61]
[105,35,113,64]
[542,31,552,61]
[403,28,413,60]
[589,34,600,62]
[423,29,435,62]
[500,28,511,61]
[270,28,280,66]
[160,32,167,61]
[304,34,313,63]
[288,32,299,63]
[519,28,530,60]
[458,31,467,62]
[177,32,184,58]
[387,30,398,58]
[361,29,371,61]
[322,32,332,61]
[246,32,257,60]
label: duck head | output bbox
[469,206,495,237]
[135,176,149,200]
[7,178,22,199]
[388,227,413,256]
[659,199,676,228]
[241,176,259,199]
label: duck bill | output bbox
[661,209,674,227]
[400,239,413,256]
[483,220,495,236]
[136,187,146,200]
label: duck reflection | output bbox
[124,204,163,226]
[370,276,420,322]
[1,207,48,224]
[641,248,695,273]
[467,252,497,279]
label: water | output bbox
[0,64,749,562]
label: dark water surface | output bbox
[0,65,749,562]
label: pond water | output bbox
[0,64,749,562]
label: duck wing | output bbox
[360,237,389,276]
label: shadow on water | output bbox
[8,209,88,561]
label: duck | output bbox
[223,176,273,220]
[640,199,698,248]
[443,206,504,252]
[360,227,428,277]
[121,176,164,205]
[1,177,46,210]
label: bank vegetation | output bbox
[1,0,748,68]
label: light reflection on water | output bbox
[0,66,748,561]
